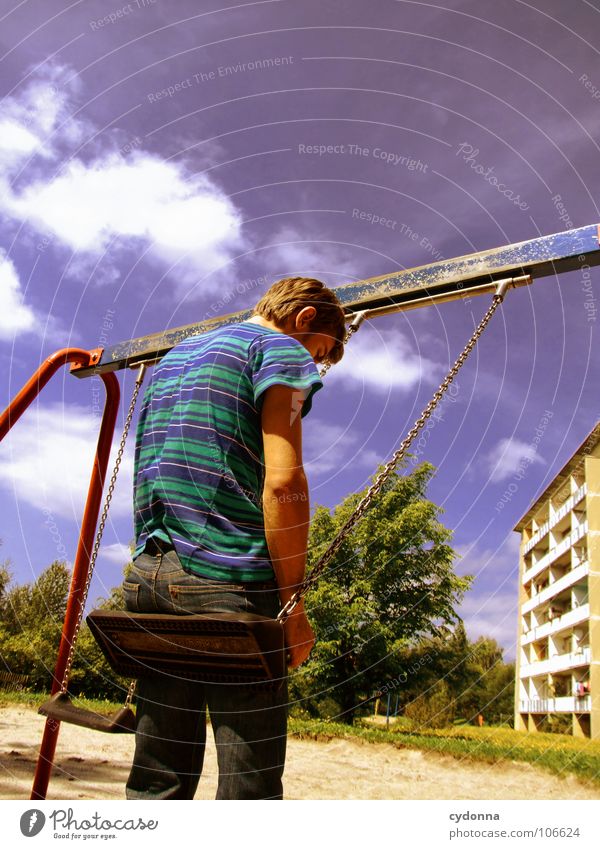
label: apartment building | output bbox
[514,422,600,739]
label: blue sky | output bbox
[1,0,599,660]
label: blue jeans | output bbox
[122,547,288,800]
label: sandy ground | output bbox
[1,705,598,800]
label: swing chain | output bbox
[278,287,508,622]
[124,678,137,708]
[59,364,148,693]
[318,310,368,378]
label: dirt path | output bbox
[1,705,598,800]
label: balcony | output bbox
[519,696,592,714]
[519,647,591,678]
[521,561,589,615]
[523,521,588,586]
[523,484,587,555]
[520,603,590,645]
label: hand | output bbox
[282,602,315,669]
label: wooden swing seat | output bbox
[86,609,286,687]
[38,692,136,733]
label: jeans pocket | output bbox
[123,581,141,612]
[131,552,162,575]
[167,583,248,615]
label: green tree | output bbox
[68,583,133,701]
[404,679,456,729]
[0,543,136,699]
[291,462,472,722]
[0,546,13,670]
[392,630,515,726]
[390,625,469,712]
[0,560,70,689]
[0,560,10,603]
[455,637,514,724]
[67,546,136,700]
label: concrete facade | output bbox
[514,423,600,739]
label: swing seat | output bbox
[38,692,136,733]
[86,609,286,687]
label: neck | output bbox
[246,315,285,333]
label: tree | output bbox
[455,637,514,724]
[0,540,137,699]
[0,546,13,671]
[290,462,472,722]
[0,561,10,604]
[68,547,135,700]
[68,584,133,701]
[392,629,515,726]
[404,680,456,729]
[0,560,70,689]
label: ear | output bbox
[294,305,316,329]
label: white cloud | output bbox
[0,63,245,287]
[0,249,36,339]
[0,119,41,158]
[263,226,361,285]
[459,591,519,659]
[0,402,133,520]
[303,419,385,479]
[7,153,242,272]
[65,254,122,288]
[0,64,87,173]
[303,420,359,477]
[100,542,133,566]
[327,326,440,394]
[487,436,544,483]
[455,533,521,579]
[455,535,521,658]
[357,447,385,471]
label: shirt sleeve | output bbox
[251,332,323,418]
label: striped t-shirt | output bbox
[133,321,323,582]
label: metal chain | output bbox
[278,290,507,622]
[60,364,147,693]
[124,678,137,707]
[318,311,367,378]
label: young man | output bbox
[123,277,346,799]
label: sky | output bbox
[0,0,599,661]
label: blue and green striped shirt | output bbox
[133,322,322,581]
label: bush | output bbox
[538,714,572,735]
[404,680,456,729]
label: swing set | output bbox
[1,223,599,800]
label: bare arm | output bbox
[261,384,315,667]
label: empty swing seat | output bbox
[38,692,136,733]
[86,609,286,687]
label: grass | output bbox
[3,690,600,787]
[0,688,131,715]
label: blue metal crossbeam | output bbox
[73,224,600,377]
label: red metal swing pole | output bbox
[0,347,120,801]
[0,347,103,440]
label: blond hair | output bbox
[254,277,346,363]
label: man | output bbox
[123,277,346,799]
